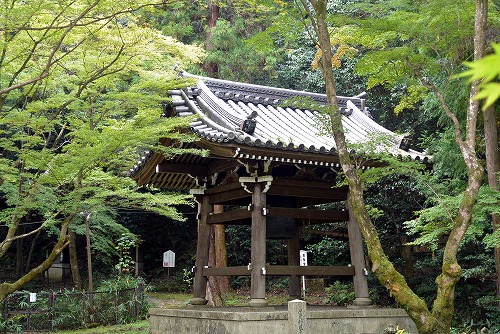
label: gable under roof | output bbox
[130,72,429,189]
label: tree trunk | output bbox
[0,218,20,258]
[307,2,437,331]
[25,228,41,272]
[215,224,229,293]
[68,229,82,290]
[401,236,414,279]
[483,104,500,296]
[302,0,488,332]
[0,215,74,302]
[16,229,24,278]
[206,205,227,306]
[205,0,220,77]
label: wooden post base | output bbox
[190,298,208,305]
[248,298,268,307]
[353,297,372,306]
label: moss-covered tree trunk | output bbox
[0,217,20,258]
[431,0,487,328]
[302,0,487,333]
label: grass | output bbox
[53,320,149,334]
[147,291,192,306]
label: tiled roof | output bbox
[130,72,429,189]
[171,72,428,161]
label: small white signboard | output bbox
[299,250,308,266]
[299,250,308,299]
[29,292,37,303]
[163,250,175,268]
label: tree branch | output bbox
[0,0,100,96]
[0,224,44,248]
[0,3,158,32]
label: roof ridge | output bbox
[179,71,365,110]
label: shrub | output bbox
[324,281,355,306]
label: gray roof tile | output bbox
[171,72,428,162]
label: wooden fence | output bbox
[1,283,146,333]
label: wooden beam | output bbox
[208,188,251,204]
[205,208,349,225]
[207,208,252,224]
[203,266,250,276]
[265,265,355,276]
[288,227,301,298]
[251,182,267,303]
[155,162,207,178]
[302,229,348,238]
[197,140,238,158]
[201,265,355,277]
[207,159,241,175]
[205,181,245,194]
[268,182,347,202]
[272,179,343,189]
[267,207,349,221]
[236,146,342,165]
[133,153,165,186]
[191,196,212,305]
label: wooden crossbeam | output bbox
[206,207,349,225]
[201,265,355,277]
[265,265,355,276]
[203,266,250,276]
[267,207,348,221]
[156,162,206,178]
[267,185,347,200]
[302,229,349,238]
[272,179,343,189]
[207,188,251,204]
[207,208,252,224]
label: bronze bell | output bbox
[266,195,296,240]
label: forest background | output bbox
[0,0,499,333]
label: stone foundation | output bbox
[149,305,418,334]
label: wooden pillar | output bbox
[288,225,301,299]
[249,182,268,307]
[346,197,372,306]
[191,195,212,305]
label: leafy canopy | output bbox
[0,0,204,260]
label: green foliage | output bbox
[458,43,500,109]
[324,281,355,306]
[95,276,150,325]
[305,237,350,266]
[204,18,275,82]
[405,185,500,250]
[0,278,149,332]
[322,0,500,119]
[0,0,205,296]
[115,233,139,274]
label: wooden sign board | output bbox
[300,250,308,267]
[163,250,175,268]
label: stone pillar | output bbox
[288,299,308,334]
[347,196,372,306]
[249,182,268,307]
[191,195,212,305]
[288,225,301,299]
